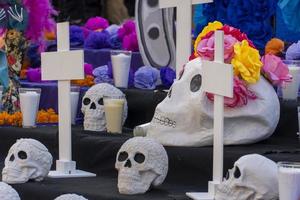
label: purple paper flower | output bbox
[286,41,300,60]
[70,25,84,44]
[134,66,159,90]
[84,30,110,49]
[27,68,41,82]
[160,66,176,88]
[108,33,122,49]
[92,65,113,84]
[118,20,136,40]
[122,32,139,52]
[84,63,93,76]
[105,24,120,36]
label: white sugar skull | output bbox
[147,58,280,146]
[2,139,53,184]
[81,83,128,131]
[54,194,88,200]
[216,154,279,200]
[0,182,20,200]
[115,137,168,195]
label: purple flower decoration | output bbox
[134,66,159,90]
[70,25,84,45]
[84,63,93,76]
[108,33,122,49]
[92,65,113,84]
[84,17,109,31]
[122,32,139,52]
[286,41,300,60]
[84,30,110,49]
[160,66,176,88]
[105,24,120,36]
[118,20,136,40]
[27,68,41,82]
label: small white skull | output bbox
[115,137,168,195]
[147,58,280,146]
[2,139,53,184]
[54,194,88,200]
[81,83,128,131]
[215,154,279,200]
[0,182,20,200]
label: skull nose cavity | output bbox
[90,102,96,110]
[124,159,132,168]
[9,154,15,162]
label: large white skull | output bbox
[54,194,88,200]
[0,182,20,200]
[215,154,279,200]
[147,58,280,146]
[115,137,168,195]
[81,83,128,131]
[2,139,53,184]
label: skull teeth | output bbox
[152,111,176,128]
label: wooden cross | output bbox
[41,22,95,178]
[187,31,233,199]
[159,0,213,77]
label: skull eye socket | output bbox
[190,74,202,92]
[98,98,104,105]
[118,151,128,162]
[18,151,27,160]
[234,166,241,179]
[9,154,15,161]
[83,98,91,105]
[134,152,145,164]
[225,171,230,180]
[168,88,172,98]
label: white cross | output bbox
[159,0,213,77]
[41,22,95,178]
[186,31,234,199]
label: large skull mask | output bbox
[147,58,280,146]
[216,154,279,200]
[0,182,20,200]
[81,83,128,131]
[115,137,168,195]
[2,139,53,184]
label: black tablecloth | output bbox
[0,91,300,199]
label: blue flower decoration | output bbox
[160,66,176,88]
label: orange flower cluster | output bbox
[0,112,22,126]
[71,75,95,87]
[36,109,59,123]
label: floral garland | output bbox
[193,21,292,108]
[0,108,58,126]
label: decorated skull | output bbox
[2,139,53,184]
[147,58,280,146]
[54,194,88,200]
[115,137,168,194]
[0,182,20,200]
[216,154,279,200]
[81,83,128,131]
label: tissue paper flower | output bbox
[93,65,114,84]
[26,68,41,82]
[286,41,300,60]
[261,54,292,86]
[105,24,120,36]
[70,25,84,45]
[196,33,237,63]
[84,63,93,76]
[134,66,160,90]
[108,34,122,49]
[207,76,257,108]
[118,20,136,40]
[84,31,110,49]
[220,25,255,48]
[84,17,109,32]
[122,32,139,52]
[265,38,284,56]
[160,66,176,88]
[231,40,262,84]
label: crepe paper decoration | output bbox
[160,66,176,88]
[105,24,120,36]
[84,30,110,49]
[26,68,41,82]
[134,66,159,90]
[286,41,300,60]
[70,25,84,45]
[261,54,292,87]
[84,63,93,76]
[84,16,109,32]
[265,38,284,56]
[207,76,257,108]
[92,65,114,84]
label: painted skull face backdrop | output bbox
[147,58,280,146]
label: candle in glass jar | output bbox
[111,53,132,88]
[20,91,40,127]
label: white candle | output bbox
[278,167,300,200]
[282,65,300,100]
[20,91,40,127]
[70,91,79,125]
[104,98,125,133]
[111,53,132,88]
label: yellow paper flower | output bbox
[194,21,223,54]
[231,40,262,84]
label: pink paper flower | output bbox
[84,63,94,76]
[196,33,238,63]
[207,77,257,108]
[261,54,292,86]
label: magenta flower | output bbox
[196,33,238,63]
[207,77,257,108]
[261,54,292,86]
